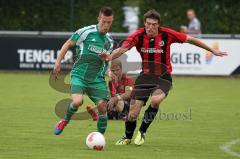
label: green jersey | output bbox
[70,24,113,83]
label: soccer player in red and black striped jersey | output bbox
[107,59,134,119]
[86,59,134,120]
[104,9,227,146]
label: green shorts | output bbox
[70,75,109,103]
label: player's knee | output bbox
[72,99,83,108]
[97,100,107,115]
[128,112,138,121]
[151,98,161,108]
[98,107,106,115]
[150,103,160,109]
[151,95,166,108]
[151,100,162,109]
[115,100,124,112]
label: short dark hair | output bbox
[99,6,113,16]
[144,9,161,24]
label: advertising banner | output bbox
[0,36,239,75]
[123,39,240,75]
[0,36,74,70]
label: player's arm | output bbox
[105,32,139,61]
[113,78,133,106]
[102,47,128,61]
[108,47,129,60]
[118,77,134,101]
[107,86,132,111]
[116,90,132,101]
[185,35,227,56]
[53,39,75,80]
[112,85,133,103]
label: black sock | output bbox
[125,120,136,139]
[139,105,158,133]
[122,102,130,115]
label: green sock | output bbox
[97,114,108,134]
[64,103,78,122]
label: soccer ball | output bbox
[86,132,106,150]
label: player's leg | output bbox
[134,89,166,145]
[135,74,172,145]
[139,89,166,132]
[107,100,124,120]
[126,100,144,138]
[116,74,151,145]
[86,82,109,134]
[86,105,98,121]
[54,93,84,135]
[115,99,144,145]
[96,99,108,134]
[65,94,84,121]
[115,100,130,119]
[54,74,85,135]
[115,100,125,112]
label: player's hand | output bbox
[105,54,112,61]
[212,48,228,57]
[108,71,118,84]
[99,53,110,61]
[52,62,61,81]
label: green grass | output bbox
[0,72,240,159]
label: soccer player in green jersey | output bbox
[53,6,114,135]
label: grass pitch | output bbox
[0,72,239,159]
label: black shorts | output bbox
[131,73,172,103]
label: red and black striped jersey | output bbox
[122,27,187,75]
[108,74,134,97]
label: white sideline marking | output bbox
[220,139,240,157]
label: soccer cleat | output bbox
[86,105,98,121]
[134,131,145,146]
[115,136,131,145]
[54,119,68,135]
